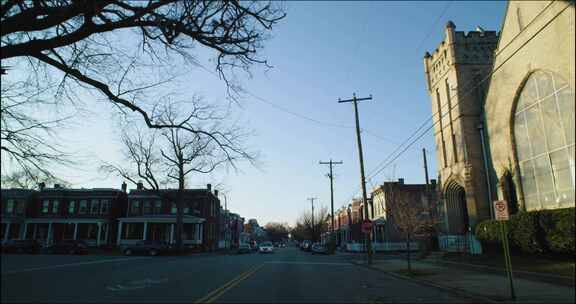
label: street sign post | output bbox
[493,200,516,300]
[361,220,372,234]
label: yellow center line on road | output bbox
[194,263,264,304]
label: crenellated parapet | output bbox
[424,21,499,91]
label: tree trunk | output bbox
[175,166,184,251]
[406,232,412,274]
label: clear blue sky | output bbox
[24,1,508,226]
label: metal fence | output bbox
[438,234,482,254]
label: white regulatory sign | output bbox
[493,200,509,221]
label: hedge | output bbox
[539,208,575,254]
[475,207,575,255]
[475,219,502,244]
[508,211,546,253]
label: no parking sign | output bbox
[494,200,509,221]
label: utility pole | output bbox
[307,197,317,241]
[423,148,430,205]
[319,160,343,235]
[338,93,373,265]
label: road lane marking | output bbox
[107,278,169,291]
[264,261,351,265]
[2,257,151,275]
[203,264,264,303]
[194,264,264,304]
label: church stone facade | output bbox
[424,1,575,238]
[423,22,498,234]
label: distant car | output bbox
[250,242,259,252]
[237,244,251,254]
[258,242,274,253]
[1,239,41,254]
[122,240,171,256]
[300,240,312,251]
[47,240,88,255]
[273,242,280,248]
[311,243,328,255]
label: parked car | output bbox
[300,240,312,251]
[311,243,328,255]
[237,244,251,254]
[1,240,41,254]
[46,240,89,255]
[122,240,172,256]
[249,242,259,252]
[258,242,274,253]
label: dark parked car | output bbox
[237,244,251,254]
[46,240,89,255]
[250,242,259,252]
[311,243,328,255]
[122,240,172,256]
[300,240,312,251]
[1,240,41,254]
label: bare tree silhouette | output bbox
[0,81,74,182]
[389,190,439,274]
[292,207,330,242]
[1,1,284,177]
[101,98,256,250]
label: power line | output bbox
[244,90,353,129]
[416,0,454,51]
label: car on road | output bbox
[1,239,41,254]
[122,240,172,256]
[237,244,251,254]
[300,240,312,251]
[258,242,274,253]
[311,243,328,255]
[46,240,89,255]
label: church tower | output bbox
[423,21,498,235]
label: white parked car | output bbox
[258,242,274,253]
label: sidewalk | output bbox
[349,257,575,303]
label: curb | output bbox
[346,258,500,304]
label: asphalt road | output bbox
[2,247,467,303]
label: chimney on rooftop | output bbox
[121,181,127,193]
[54,184,61,189]
[214,190,219,197]
[137,181,144,190]
[398,178,404,184]
[207,184,212,191]
[38,182,46,191]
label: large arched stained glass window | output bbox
[514,71,575,211]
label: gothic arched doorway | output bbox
[445,181,470,234]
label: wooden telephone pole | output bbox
[338,93,373,265]
[307,197,317,241]
[319,160,343,234]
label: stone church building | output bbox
[424,1,574,241]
